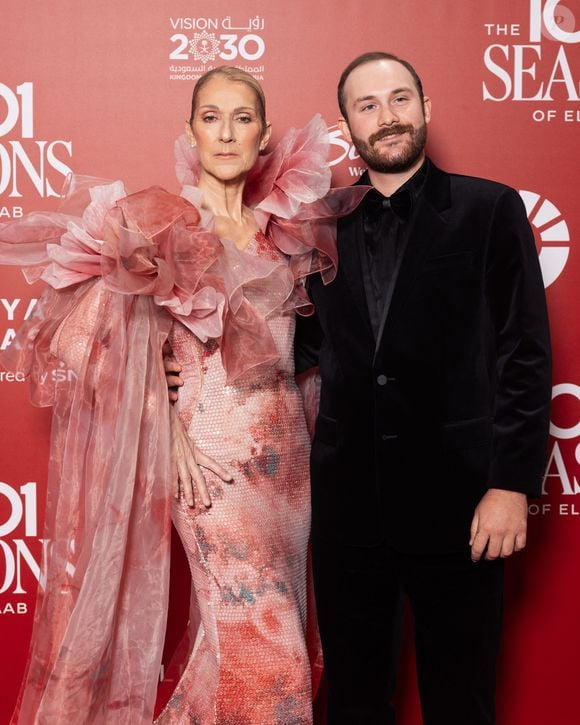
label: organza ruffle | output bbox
[175,114,368,290]
[2,116,367,385]
[2,279,174,724]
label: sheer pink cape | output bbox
[0,115,367,724]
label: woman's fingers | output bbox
[170,407,231,508]
[189,456,212,508]
[176,437,195,507]
[172,453,179,500]
[194,448,233,482]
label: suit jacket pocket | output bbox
[440,416,491,451]
[423,250,473,272]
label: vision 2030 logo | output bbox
[169,16,266,64]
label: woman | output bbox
[0,67,365,723]
[157,68,320,724]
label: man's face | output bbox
[339,59,431,174]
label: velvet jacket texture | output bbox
[296,161,552,553]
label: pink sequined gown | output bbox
[0,116,367,724]
[158,231,313,723]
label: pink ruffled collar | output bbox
[1,116,368,384]
[175,114,332,222]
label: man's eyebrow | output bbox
[390,86,414,95]
[353,94,378,105]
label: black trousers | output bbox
[311,538,504,725]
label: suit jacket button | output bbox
[377,374,387,386]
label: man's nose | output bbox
[378,105,399,126]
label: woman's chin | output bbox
[206,167,251,185]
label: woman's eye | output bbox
[202,114,218,122]
[237,115,253,123]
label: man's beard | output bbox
[351,122,427,173]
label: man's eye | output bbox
[361,104,376,112]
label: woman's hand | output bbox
[170,405,233,508]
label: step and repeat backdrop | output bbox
[0,1,579,723]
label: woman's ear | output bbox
[185,121,196,148]
[259,122,272,151]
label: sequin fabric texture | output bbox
[156,231,313,725]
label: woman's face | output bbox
[189,76,270,184]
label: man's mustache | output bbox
[369,124,414,145]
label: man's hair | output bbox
[337,51,424,118]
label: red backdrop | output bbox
[1,1,579,723]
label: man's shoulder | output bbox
[433,163,520,203]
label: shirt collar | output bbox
[361,158,429,222]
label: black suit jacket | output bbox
[296,161,552,552]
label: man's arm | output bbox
[470,187,552,561]
[294,310,324,374]
[162,340,184,402]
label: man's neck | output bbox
[367,153,426,197]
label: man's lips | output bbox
[369,125,414,145]
[376,133,404,142]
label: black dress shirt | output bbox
[359,160,429,338]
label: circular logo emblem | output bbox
[519,190,570,288]
[189,31,220,63]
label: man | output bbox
[295,52,551,724]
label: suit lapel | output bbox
[337,208,375,341]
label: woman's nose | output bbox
[220,119,234,142]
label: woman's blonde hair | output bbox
[188,66,267,130]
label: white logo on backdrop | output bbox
[189,31,221,63]
[482,0,580,116]
[0,481,45,602]
[0,82,73,201]
[168,16,266,80]
[519,190,570,287]
[535,0,579,42]
[539,383,580,506]
[327,125,364,177]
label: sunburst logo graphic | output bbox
[519,191,570,288]
[189,31,220,63]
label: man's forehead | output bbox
[344,59,415,95]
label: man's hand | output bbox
[163,342,183,402]
[170,405,233,508]
[469,488,528,562]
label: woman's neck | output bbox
[197,172,246,222]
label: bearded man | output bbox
[296,52,551,725]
